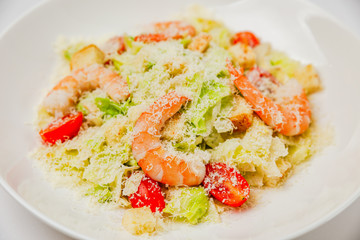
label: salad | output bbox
[32,7,324,235]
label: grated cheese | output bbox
[31,5,329,236]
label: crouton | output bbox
[70,44,105,70]
[263,159,292,187]
[122,207,157,235]
[294,64,321,94]
[228,43,256,69]
[229,95,253,132]
[188,33,212,53]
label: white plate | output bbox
[1,0,360,239]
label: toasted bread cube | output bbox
[228,43,256,69]
[263,159,292,187]
[243,171,264,188]
[294,64,321,94]
[122,207,157,235]
[229,95,253,132]
[188,33,212,53]
[70,44,105,70]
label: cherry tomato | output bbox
[128,176,165,212]
[203,163,250,207]
[232,31,260,48]
[134,33,168,43]
[39,112,83,145]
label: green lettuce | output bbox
[113,58,123,71]
[95,97,133,117]
[86,184,112,203]
[123,34,143,54]
[63,43,86,61]
[83,145,131,185]
[163,187,209,224]
[76,102,88,115]
[209,27,232,49]
[190,79,231,135]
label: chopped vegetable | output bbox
[95,97,132,117]
[86,184,112,203]
[203,163,250,207]
[163,187,209,224]
[232,31,260,48]
[63,43,86,61]
[209,27,231,49]
[112,58,122,71]
[129,176,165,213]
[190,79,231,135]
[32,7,327,235]
[39,112,83,145]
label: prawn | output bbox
[132,91,205,186]
[134,21,196,43]
[227,61,311,136]
[43,64,130,115]
[102,36,126,55]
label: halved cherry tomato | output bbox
[232,31,260,48]
[39,112,83,145]
[128,176,165,213]
[203,163,250,207]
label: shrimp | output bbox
[132,91,205,186]
[246,66,279,98]
[43,64,130,115]
[154,21,196,39]
[134,21,196,43]
[227,61,311,136]
[102,36,126,55]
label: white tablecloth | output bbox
[1,0,359,239]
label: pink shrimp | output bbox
[132,91,206,186]
[227,61,311,136]
[43,64,130,115]
[102,36,126,55]
[134,21,196,43]
[153,21,196,39]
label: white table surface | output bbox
[1,0,360,239]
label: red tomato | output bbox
[232,31,260,48]
[128,176,165,212]
[203,163,250,207]
[134,33,168,43]
[39,112,83,145]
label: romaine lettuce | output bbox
[86,184,112,203]
[95,97,133,117]
[163,187,209,224]
[190,79,231,135]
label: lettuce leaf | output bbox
[123,34,143,54]
[63,43,86,61]
[163,187,209,224]
[86,184,112,203]
[95,97,133,117]
[190,79,231,135]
